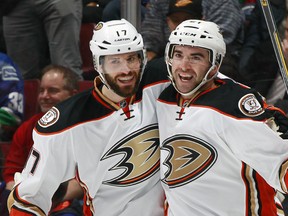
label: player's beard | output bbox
[104,71,141,98]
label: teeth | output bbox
[119,76,133,81]
[179,73,192,81]
[181,74,192,78]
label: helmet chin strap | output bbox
[170,65,218,98]
[98,69,111,89]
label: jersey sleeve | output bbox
[8,187,46,216]
[220,114,288,193]
[9,128,77,215]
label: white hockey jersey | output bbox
[10,66,170,215]
[157,78,288,216]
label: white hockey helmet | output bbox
[165,19,226,97]
[89,19,146,87]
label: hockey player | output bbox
[157,19,288,215]
[8,19,170,215]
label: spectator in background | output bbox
[0,0,21,53]
[144,0,203,75]
[141,0,170,61]
[266,11,288,114]
[270,11,288,212]
[166,0,202,31]
[2,0,83,80]
[0,64,81,216]
[202,0,244,81]
[238,0,286,97]
[82,0,112,23]
[102,0,148,22]
[239,0,256,33]
[141,0,244,81]
[0,52,24,142]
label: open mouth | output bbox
[179,73,193,81]
[118,75,134,83]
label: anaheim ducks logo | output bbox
[162,134,217,188]
[101,124,160,186]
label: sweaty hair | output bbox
[41,64,79,91]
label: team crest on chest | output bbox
[38,107,60,128]
[161,134,217,188]
[238,93,264,117]
[101,124,160,186]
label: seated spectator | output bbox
[0,52,24,142]
[0,65,82,216]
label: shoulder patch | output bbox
[38,107,60,128]
[238,93,264,117]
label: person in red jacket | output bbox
[1,64,80,216]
